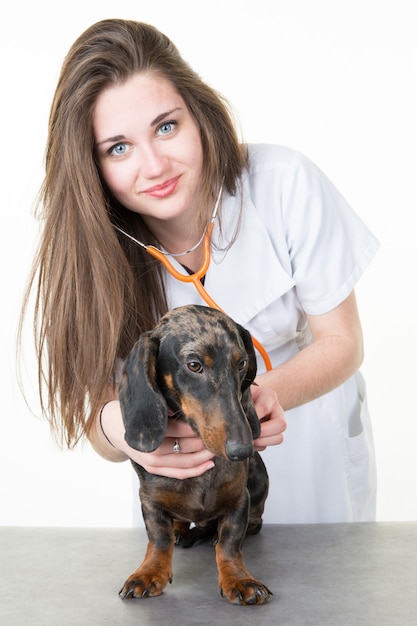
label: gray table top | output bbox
[1,522,416,625]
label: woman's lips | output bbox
[142,175,181,198]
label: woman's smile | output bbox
[141,175,181,198]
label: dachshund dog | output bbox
[118,304,271,605]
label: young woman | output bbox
[21,18,379,523]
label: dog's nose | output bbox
[225,440,254,461]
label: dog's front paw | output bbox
[119,569,172,599]
[220,577,272,606]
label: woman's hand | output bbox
[149,386,286,472]
[96,401,216,479]
[130,419,216,479]
[251,384,287,451]
[96,387,286,480]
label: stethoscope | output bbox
[115,185,272,371]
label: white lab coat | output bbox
[158,144,379,523]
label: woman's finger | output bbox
[129,446,215,478]
[165,418,198,439]
[152,435,207,456]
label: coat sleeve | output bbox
[248,145,380,315]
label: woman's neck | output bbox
[143,217,206,272]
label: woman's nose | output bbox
[139,144,168,179]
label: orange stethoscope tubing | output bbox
[145,221,272,371]
[114,187,272,372]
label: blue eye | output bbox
[110,142,128,156]
[158,121,176,135]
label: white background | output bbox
[1,0,416,526]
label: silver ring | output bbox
[173,440,181,453]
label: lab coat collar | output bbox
[165,185,295,325]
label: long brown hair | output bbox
[19,19,248,447]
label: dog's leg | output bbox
[247,452,269,536]
[172,520,191,543]
[216,490,272,605]
[173,519,219,548]
[119,507,174,599]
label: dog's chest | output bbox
[140,460,248,523]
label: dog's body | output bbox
[118,305,271,605]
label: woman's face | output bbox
[93,72,204,231]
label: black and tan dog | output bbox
[118,304,271,605]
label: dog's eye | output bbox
[187,361,204,374]
[238,359,247,371]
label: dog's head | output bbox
[119,305,259,461]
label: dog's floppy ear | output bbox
[119,331,168,452]
[236,323,257,390]
[241,388,261,439]
[235,322,260,439]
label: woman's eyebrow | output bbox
[150,107,182,127]
[95,134,125,147]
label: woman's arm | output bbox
[88,392,128,463]
[255,291,364,411]
[88,397,217,478]
[88,384,285,477]
[88,291,360,476]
